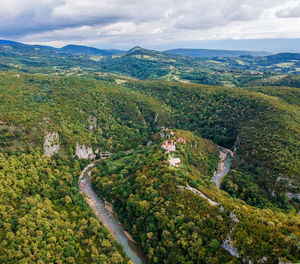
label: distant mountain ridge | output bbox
[0,39,56,50]
[0,40,22,46]
[1,39,300,80]
[265,52,300,61]
[3,39,300,59]
[61,44,124,56]
[0,39,272,58]
[164,48,272,57]
[0,40,124,56]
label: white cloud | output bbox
[276,2,300,17]
[0,0,299,48]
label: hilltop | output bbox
[1,39,300,88]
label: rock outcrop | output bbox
[222,234,239,258]
[76,143,96,160]
[44,132,60,156]
[287,192,300,201]
[222,212,240,258]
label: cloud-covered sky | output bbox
[1,0,300,50]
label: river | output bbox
[78,146,233,264]
[79,161,147,264]
[211,148,233,188]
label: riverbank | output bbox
[211,147,233,188]
[78,160,147,264]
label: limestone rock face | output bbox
[287,192,300,201]
[222,211,240,259]
[44,132,60,156]
[76,143,96,160]
[222,234,239,258]
[230,212,239,223]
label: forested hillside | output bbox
[0,73,170,155]
[1,41,300,88]
[125,81,300,209]
[91,131,299,263]
[0,152,129,263]
[0,73,173,264]
[0,71,299,263]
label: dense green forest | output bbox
[1,73,298,210]
[91,131,299,263]
[0,73,170,263]
[0,152,130,263]
[125,81,300,209]
[0,68,299,264]
[0,72,171,154]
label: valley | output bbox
[79,133,234,264]
[1,41,300,88]
[79,160,147,264]
[0,42,299,264]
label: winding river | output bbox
[79,160,147,264]
[211,148,233,188]
[78,146,233,264]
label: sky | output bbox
[1,0,300,51]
